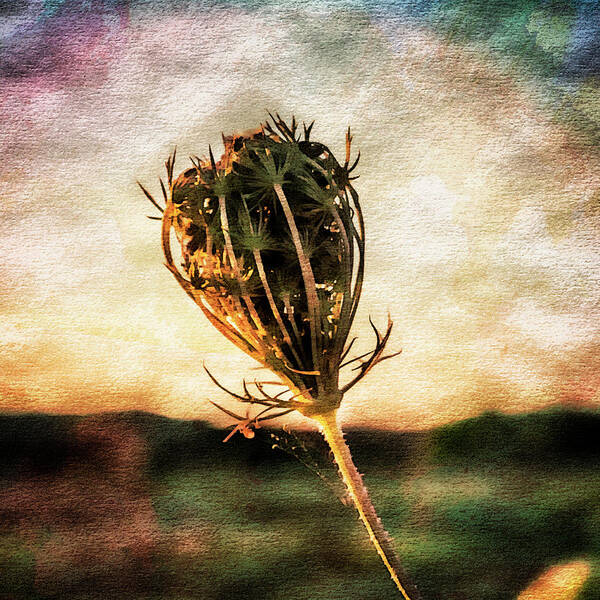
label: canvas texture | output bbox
[1,1,599,598]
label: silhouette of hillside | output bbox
[0,408,599,599]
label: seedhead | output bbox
[141,114,398,423]
[141,114,417,599]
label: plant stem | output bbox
[273,183,322,386]
[315,409,420,600]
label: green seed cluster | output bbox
[166,117,364,409]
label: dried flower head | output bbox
[141,114,398,422]
[140,114,417,599]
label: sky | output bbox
[1,0,599,429]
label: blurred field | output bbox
[0,409,599,600]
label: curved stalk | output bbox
[219,196,269,341]
[252,247,304,368]
[315,409,420,600]
[273,183,323,391]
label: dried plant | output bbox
[140,114,419,599]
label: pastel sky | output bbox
[1,0,599,429]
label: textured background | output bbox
[1,3,600,599]
[2,0,599,429]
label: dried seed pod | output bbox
[160,116,385,417]
[141,115,417,599]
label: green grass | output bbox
[0,409,599,598]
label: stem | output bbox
[315,410,420,600]
[273,183,322,389]
[252,247,304,369]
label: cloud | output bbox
[1,5,599,427]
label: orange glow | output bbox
[518,560,591,600]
